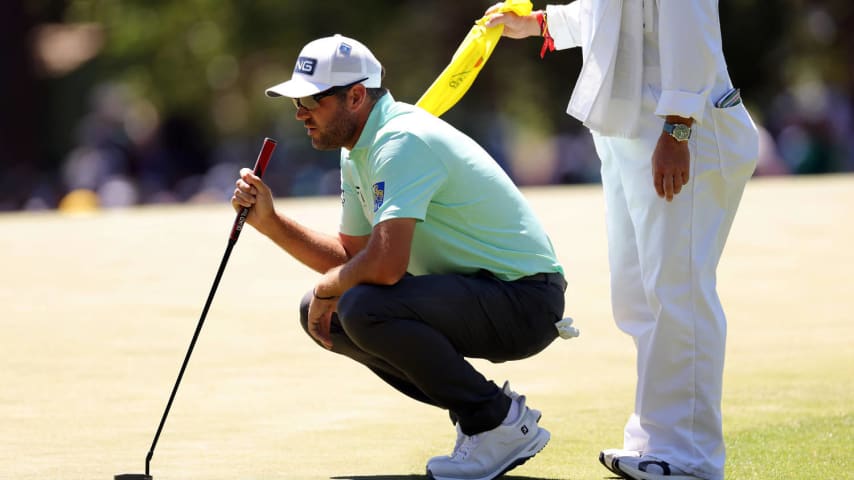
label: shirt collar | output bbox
[346,92,395,156]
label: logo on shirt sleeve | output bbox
[372,181,385,212]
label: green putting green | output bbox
[1,175,851,480]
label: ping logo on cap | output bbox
[295,56,317,75]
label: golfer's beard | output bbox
[311,107,359,151]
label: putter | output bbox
[115,137,277,480]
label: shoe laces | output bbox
[448,424,464,456]
[452,433,480,460]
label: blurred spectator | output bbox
[2,0,853,212]
[552,132,601,184]
[755,125,790,176]
[766,78,852,175]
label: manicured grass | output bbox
[728,413,853,479]
[1,176,852,479]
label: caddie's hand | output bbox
[307,290,338,350]
[651,133,691,202]
[484,4,541,39]
[232,167,275,232]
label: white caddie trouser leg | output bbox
[594,97,753,480]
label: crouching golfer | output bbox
[232,34,567,480]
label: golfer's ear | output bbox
[348,84,368,111]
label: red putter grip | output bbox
[229,137,277,241]
[252,137,277,179]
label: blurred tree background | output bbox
[1,0,852,211]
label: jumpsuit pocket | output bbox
[710,102,759,182]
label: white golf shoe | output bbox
[428,422,465,465]
[501,381,541,422]
[426,394,549,480]
[615,455,704,480]
[599,448,640,477]
[428,382,540,466]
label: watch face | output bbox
[668,123,692,141]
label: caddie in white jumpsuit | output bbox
[488,1,758,479]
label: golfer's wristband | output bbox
[313,288,338,300]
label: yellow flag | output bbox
[416,0,533,117]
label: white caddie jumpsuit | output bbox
[547,1,758,479]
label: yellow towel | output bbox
[416,0,533,117]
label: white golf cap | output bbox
[265,34,383,98]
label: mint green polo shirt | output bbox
[339,94,563,281]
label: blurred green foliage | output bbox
[2,0,853,208]
[49,1,585,135]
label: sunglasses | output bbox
[292,77,368,111]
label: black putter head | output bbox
[114,474,152,480]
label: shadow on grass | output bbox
[330,476,574,480]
